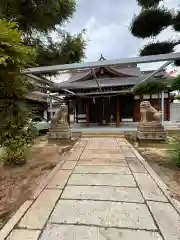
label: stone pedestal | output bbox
[48,123,71,142]
[137,122,166,140]
[136,101,167,141]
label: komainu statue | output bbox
[137,101,166,141]
[48,104,71,141]
[51,104,68,127]
[140,101,161,123]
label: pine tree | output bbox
[130,0,180,61]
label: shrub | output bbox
[170,134,180,167]
[0,19,36,165]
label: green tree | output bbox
[170,75,180,91]
[132,80,167,95]
[0,0,86,69]
[130,0,180,61]
[0,19,36,165]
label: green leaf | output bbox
[0,19,37,165]
[132,80,167,94]
[130,8,172,38]
[137,0,162,8]
[173,12,180,32]
[140,41,175,56]
[170,75,180,91]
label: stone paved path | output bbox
[1,138,180,240]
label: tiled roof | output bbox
[64,65,142,83]
[52,75,172,91]
[51,64,173,92]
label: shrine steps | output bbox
[80,132,125,138]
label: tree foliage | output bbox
[170,134,180,167]
[0,0,76,33]
[170,75,180,91]
[130,8,172,39]
[130,0,180,64]
[0,19,37,165]
[132,80,167,95]
[36,32,86,67]
[0,0,86,69]
[137,0,162,8]
[140,41,175,56]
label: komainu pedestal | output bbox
[137,101,166,140]
[48,104,71,142]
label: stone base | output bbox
[48,131,71,140]
[137,131,167,140]
[48,138,74,145]
[48,123,71,141]
[137,122,167,141]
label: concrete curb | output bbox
[31,145,73,200]
[128,141,180,215]
[0,201,33,240]
[0,143,75,239]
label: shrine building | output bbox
[52,55,171,127]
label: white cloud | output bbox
[64,0,180,70]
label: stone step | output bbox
[81,132,124,138]
[49,128,70,132]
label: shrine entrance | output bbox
[89,96,117,125]
[119,95,134,121]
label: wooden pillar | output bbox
[86,100,89,127]
[116,96,120,127]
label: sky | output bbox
[51,0,180,82]
[65,0,180,62]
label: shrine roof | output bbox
[52,74,172,92]
[64,65,142,83]
[50,54,172,92]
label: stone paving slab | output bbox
[18,189,62,229]
[46,170,72,189]
[88,138,117,143]
[123,151,136,158]
[78,159,128,166]
[3,136,180,240]
[68,173,136,187]
[82,147,123,156]
[61,161,77,170]
[134,173,168,202]
[67,151,82,161]
[7,229,40,240]
[86,139,118,146]
[69,147,84,154]
[0,201,33,240]
[73,165,131,174]
[80,150,125,160]
[127,158,147,173]
[87,140,118,145]
[76,140,88,147]
[40,224,162,240]
[148,201,180,240]
[61,185,144,202]
[82,149,123,154]
[50,200,157,230]
[121,146,132,150]
[117,142,128,146]
[86,144,120,149]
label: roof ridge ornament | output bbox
[99,54,106,61]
